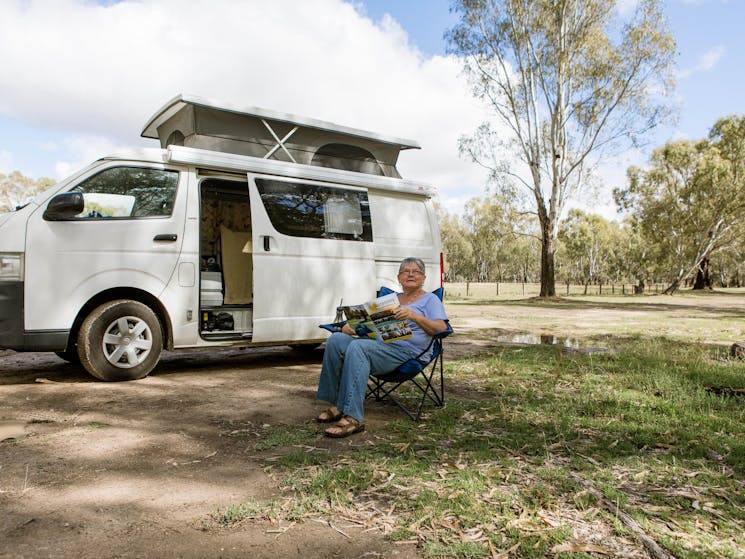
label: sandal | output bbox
[324,415,366,438]
[316,407,343,423]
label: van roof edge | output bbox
[98,146,437,197]
[140,94,421,150]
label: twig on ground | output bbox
[569,473,677,559]
[328,520,351,539]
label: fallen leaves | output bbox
[552,541,611,555]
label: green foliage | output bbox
[558,210,625,285]
[614,116,745,292]
[438,206,476,281]
[438,194,540,282]
[0,170,55,212]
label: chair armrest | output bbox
[319,321,346,333]
[433,322,453,339]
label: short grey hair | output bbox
[398,257,425,275]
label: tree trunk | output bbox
[539,227,557,297]
[663,277,682,294]
[634,278,645,294]
[692,257,712,290]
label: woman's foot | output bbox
[324,415,365,438]
[316,406,343,423]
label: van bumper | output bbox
[0,281,68,351]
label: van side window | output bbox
[70,167,179,219]
[255,179,372,241]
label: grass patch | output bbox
[211,331,745,557]
[254,422,318,451]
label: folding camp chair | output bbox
[366,286,452,420]
[320,287,452,421]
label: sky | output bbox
[0,0,743,218]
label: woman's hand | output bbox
[341,323,356,336]
[395,306,447,336]
[394,306,414,321]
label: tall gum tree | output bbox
[447,0,675,296]
[615,116,745,294]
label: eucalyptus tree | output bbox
[0,171,55,212]
[447,0,675,296]
[615,124,745,293]
[558,209,619,290]
[439,210,475,280]
[595,216,650,292]
[462,194,520,281]
[509,220,541,282]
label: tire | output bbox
[77,300,163,381]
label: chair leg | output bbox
[366,358,446,421]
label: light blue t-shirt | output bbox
[393,291,448,358]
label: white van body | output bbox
[0,95,443,380]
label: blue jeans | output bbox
[316,333,418,422]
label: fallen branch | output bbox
[569,473,677,559]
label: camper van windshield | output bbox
[255,178,372,241]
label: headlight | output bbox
[0,253,23,281]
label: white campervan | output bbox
[0,95,443,381]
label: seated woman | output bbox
[316,257,449,438]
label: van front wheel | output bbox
[78,300,163,381]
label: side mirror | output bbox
[43,192,85,221]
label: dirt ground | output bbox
[0,305,510,559]
[3,295,743,559]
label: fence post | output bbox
[522,282,525,296]
[466,281,470,297]
[496,282,499,296]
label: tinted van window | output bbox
[71,167,179,219]
[255,178,372,241]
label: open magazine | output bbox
[342,292,413,343]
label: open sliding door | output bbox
[247,175,376,343]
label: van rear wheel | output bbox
[78,300,163,381]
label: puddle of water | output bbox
[0,421,26,441]
[496,333,581,347]
[495,333,609,354]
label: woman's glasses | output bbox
[399,269,424,276]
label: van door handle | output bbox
[154,234,178,242]
[263,236,270,251]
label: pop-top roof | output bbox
[141,94,420,178]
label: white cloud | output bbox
[679,46,726,79]
[615,0,639,16]
[0,0,490,205]
[53,135,122,179]
[0,150,13,173]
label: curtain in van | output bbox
[220,225,253,304]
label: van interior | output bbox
[198,177,253,340]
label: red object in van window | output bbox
[440,252,444,287]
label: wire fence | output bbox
[444,281,671,300]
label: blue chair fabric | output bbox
[319,286,452,421]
